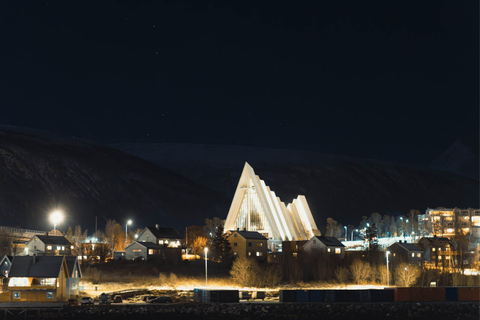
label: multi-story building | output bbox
[418,236,455,269]
[227,230,268,263]
[418,208,480,238]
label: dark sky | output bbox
[1,0,478,166]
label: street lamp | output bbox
[386,251,390,286]
[49,210,64,233]
[406,219,409,237]
[125,220,132,243]
[351,229,358,241]
[344,226,347,241]
[204,247,208,286]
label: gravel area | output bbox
[2,302,472,320]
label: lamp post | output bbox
[125,220,132,244]
[386,251,390,286]
[49,210,64,234]
[351,229,358,241]
[344,226,347,241]
[204,247,208,286]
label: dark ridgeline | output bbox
[0,126,229,231]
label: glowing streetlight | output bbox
[351,229,358,241]
[204,247,208,286]
[344,226,347,242]
[125,220,132,243]
[386,251,390,286]
[49,210,64,233]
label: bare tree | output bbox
[350,259,372,284]
[230,256,261,287]
[326,218,340,237]
[192,236,208,258]
[395,263,420,287]
[204,217,224,238]
[334,266,350,284]
[72,225,88,257]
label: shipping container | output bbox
[296,290,309,302]
[308,290,322,302]
[279,290,296,303]
[445,287,458,302]
[458,287,480,301]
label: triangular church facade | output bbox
[224,162,320,250]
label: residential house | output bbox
[125,225,183,261]
[65,256,81,298]
[418,236,455,268]
[303,236,346,258]
[8,256,68,302]
[137,225,182,248]
[24,235,73,256]
[227,230,268,263]
[387,241,423,267]
[282,240,307,258]
[0,255,12,278]
[125,242,165,260]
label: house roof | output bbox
[312,236,345,247]
[419,237,452,245]
[127,241,164,249]
[230,231,268,240]
[0,255,12,265]
[9,256,65,278]
[391,242,423,252]
[65,256,82,278]
[145,227,181,239]
[33,235,72,245]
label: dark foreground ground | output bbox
[1,302,479,320]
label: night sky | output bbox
[1,0,478,166]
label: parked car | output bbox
[81,297,93,305]
[67,298,78,306]
[99,293,110,305]
[149,296,172,304]
[112,295,123,303]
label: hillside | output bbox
[430,135,479,181]
[111,143,479,228]
[0,127,229,232]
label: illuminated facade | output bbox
[418,208,480,239]
[224,162,320,251]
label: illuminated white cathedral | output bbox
[224,162,320,251]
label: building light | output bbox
[47,246,52,250]
[335,248,341,254]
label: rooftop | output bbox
[9,256,65,278]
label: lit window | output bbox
[62,246,65,251]
[233,252,237,256]
[432,248,435,252]
[158,240,163,245]
[248,252,252,256]
[57,246,61,250]
[71,245,74,249]
[133,249,141,252]
[257,243,263,247]
[47,292,54,299]
[417,253,421,258]
[47,246,52,250]
[393,253,396,257]
[148,249,154,255]
[256,252,263,257]
[438,256,442,260]
[165,240,169,244]
[293,253,298,257]
[335,248,341,254]
[9,278,29,286]
[40,278,56,286]
[13,292,20,299]
[327,248,331,253]
[411,253,415,257]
